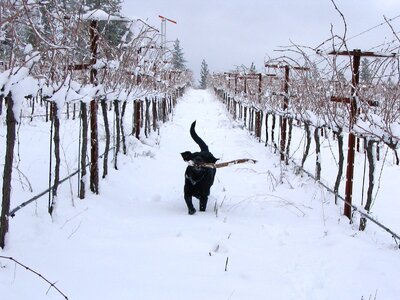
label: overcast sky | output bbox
[121,0,400,80]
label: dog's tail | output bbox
[190,121,209,152]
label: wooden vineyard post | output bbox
[67,16,130,196]
[100,99,111,178]
[89,20,99,194]
[152,98,157,132]
[68,20,100,196]
[236,73,264,138]
[281,66,290,162]
[234,74,238,95]
[328,49,395,220]
[224,72,239,95]
[134,100,141,139]
[49,102,61,215]
[255,110,262,140]
[0,93,16,249]
[162,97,167,123]
[79,102,88,199]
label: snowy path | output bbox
[2,89,400,300]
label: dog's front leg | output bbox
[185,196,196,215]
[199,197,208,212]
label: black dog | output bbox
[181,121,218,215]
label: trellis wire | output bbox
[7,95,179,217]
[275,133,400,247]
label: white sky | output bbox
[121,0,400,80]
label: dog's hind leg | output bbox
[199,197,208,212]
[185,196,196,215]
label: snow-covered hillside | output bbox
[1,89,399,300]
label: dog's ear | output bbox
[204,153,219,163]
[210,156,219,164]
[181,151,194,162]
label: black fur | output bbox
[181,121,218,215]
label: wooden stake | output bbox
[190,158,257,169]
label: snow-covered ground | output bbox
[1,89,399,300]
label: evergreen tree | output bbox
[172,39,186,70]
[199,59,209,89]
[337,70,346,84]
[85,0,127,47]
[387,76,393,87]
[249,62,257,74]
[360,58,372,84]
[85,0,122,13]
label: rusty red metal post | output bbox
[329,50,361,219]
[234,75,238,94]
[265,63,307,162]
[67,18,133,197]
[344,50,361,219]
[280,66,290,161]
[328,49,394,219]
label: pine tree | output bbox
[85,0,122,12]
[199,59,209,89]
[172,39,186,70]
[360,58,372,84]
[85,0,127,47]
[337,70,346,84]
[249,62,257,74]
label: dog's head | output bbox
[181,151,218,171]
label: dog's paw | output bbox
[188,208,196,215]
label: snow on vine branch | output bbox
[0,0,191,115]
